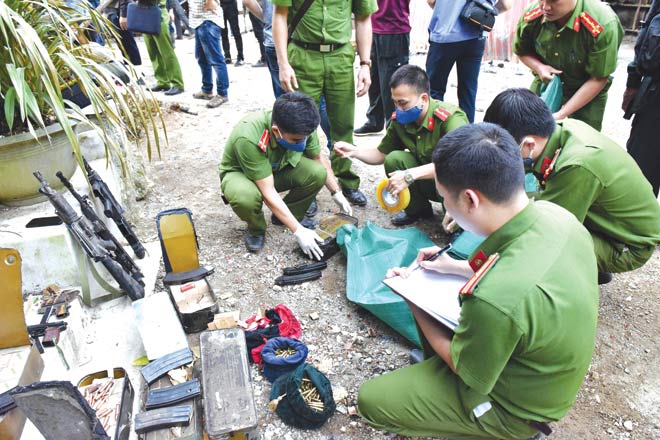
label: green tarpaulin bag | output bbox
[337,222,437,347]
[540,74,563,113]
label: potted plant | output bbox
[0,0,164,206]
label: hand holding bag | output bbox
[460,0,498,32]
[126,0,162,35]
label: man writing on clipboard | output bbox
[357,123,599,439]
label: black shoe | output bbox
[342,188,367,206]
[235,59,245,66]
[305,199,318,217]
[225,57,232,64]
[149,84,168,92]
[598,271,613,285]
[409,349,424,365]
[391,208,433,226]
[164,87,184,96]
[354,124,383,136]
[252,60,266,68]
[300,216,316,230]
[245,233,265,252]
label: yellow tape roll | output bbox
[376,178,410,213]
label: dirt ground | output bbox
[126,32,659,440]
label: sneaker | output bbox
[192,90,213,100]
[354,124,383,136]
[235,59,245,66]
[252,59,266,68]
[207,95,228,108]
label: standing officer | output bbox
[271,0,378,207]
[623,0,660,196]
[359,123,598,439]
[144,0,186,95]
[483,88,660,283]
[335,65,468,226]
[514,0,623,130]
[219,92,352,256]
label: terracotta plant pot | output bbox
[0,123,78,206]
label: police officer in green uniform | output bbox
[271,0,378,206]
[514,0,623,130]
[144,0,185,95]
[483,88,660,283]
[335,65,468,226]
[219,92,352,256]
[358,123,598,439]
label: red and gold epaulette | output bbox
[540,148,561,181]
[434,108,451,122]
[257,129,269,152]
[579,12,603,37]
[460,252,500,296]
[391,111,397,121]
[524,7,543,23]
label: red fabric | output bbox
[275,304,302,339]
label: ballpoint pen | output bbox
[411,243,452,272]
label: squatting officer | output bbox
[514,0,623,130]
[483,88,660,283]
[272,0,378,207]
[335,65,468,226]
[219,92,352,257]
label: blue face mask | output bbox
[276,135,307,152]
[395,99,424,125]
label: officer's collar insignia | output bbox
[469,250,488,272]
[460,252,500,296]
[573,15,581,32]
[434,108,450,122]
[540,148,562,183]
[579,12,603,37]
[258,129,270,152]
[427,115,435,131]
[523,7,543,22]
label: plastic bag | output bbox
[540,75,563,112]
[337,222,438,347]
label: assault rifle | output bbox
[82,158,146,259]
[34,171,144,301]
[56,171,145,288]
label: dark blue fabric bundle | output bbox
[261,337,308,383]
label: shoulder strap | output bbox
[288,0,315,41]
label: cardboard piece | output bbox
[0,249,30,349]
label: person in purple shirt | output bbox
[426,0,510,122]
[354,0,411,136]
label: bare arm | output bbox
[312,153,341,194]
[334,141,386,165]
[254,175,301,233]
[518,54,563,82]
[387,163,436,195]
[273,6,298,92]
[354,14,372,97]
[554,77,608,120]
[242,0,264,22]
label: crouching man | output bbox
[358,123,599,439]
[219,92,352,258]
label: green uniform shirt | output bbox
[514,0,623,95]
[271,0,378,44]
[451,201,598,422]
[532,119,660,250]
[219,110,321,181]
[377,99,468,164]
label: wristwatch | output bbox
[404,170,414,186]
[360,59,372,68]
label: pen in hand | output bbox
[411,243,452,273]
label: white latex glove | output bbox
[294,226,324,260]
[332,192,353,216]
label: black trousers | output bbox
[364,32,409,129]
[249,12,266,62]
[220,1,244,61]
[627,78,660,196]
[107,13,142,66]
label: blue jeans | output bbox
[195,21,229,97]
[264,46,285,98]
[425,38,485,122]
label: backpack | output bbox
[636,0,660,76]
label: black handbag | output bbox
[460,0,498,32]
[126,1,162,35]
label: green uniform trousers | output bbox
[383,151,442,215]
[220,157,326,235]
[144,8,184,89]
[358,335,539,440]
[531,77,608,131]
[591,231,656,273]
[288,43,359,190]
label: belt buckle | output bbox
[319,44,331,53]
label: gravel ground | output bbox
[126,33,659,440]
